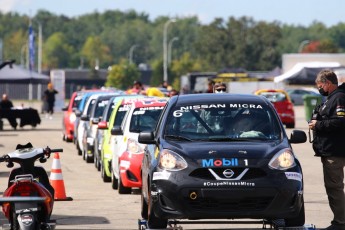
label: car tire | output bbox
[118,173,131,194]
[101,164,111,183]
[147,191,167,229]
[82,149,87,161]
[86,154,93,163]
[112,173,118,190]
[96,159,101,171]
[77,144,82,156]
[94,153,98,168]
[141,192,148,219]
[284,199,305,227]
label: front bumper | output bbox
[119,152,143,188]
[150,169,303,220]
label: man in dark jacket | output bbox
[308,69,345,230]
[0,94,17,129]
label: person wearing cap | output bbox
[213,82,227,93]
[126,81,144,94]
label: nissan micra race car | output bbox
[138,93,307,229]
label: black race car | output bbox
[138,93,307,229]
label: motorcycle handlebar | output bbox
[49,149,63,153]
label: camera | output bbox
[310,104,322,122]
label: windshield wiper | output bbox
[194,137,244,142]
[165,135,192,141]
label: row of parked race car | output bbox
[62,88,168,193]
[62,88,308,229]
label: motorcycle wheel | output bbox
[11,210,19,230]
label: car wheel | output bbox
[77,143,82,156]
[96,159,101,171]
[118,173,131,194]
[284,198,305,227]
[141,191,148,219]
[112,173,118,190]
[147,189,167,229]
[94,153,98,168]
[86,154,93,163]
[101,164,111,183]
[82,150,87,161]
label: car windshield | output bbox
[73,95,83,109]
[94,99,109,118]
[164,104,282,141]
[114,105,130,126]
[259,92,286,102]
[129,107,164,133]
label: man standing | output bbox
[308,69,345,230]
[44,83,58,119]
[0,94,17,129]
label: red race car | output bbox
[255,89,295,128]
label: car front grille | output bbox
[185,196,272,212]
[189,167,266,180]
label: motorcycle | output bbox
[0,142,63,230]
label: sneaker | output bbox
[49,116,52,120]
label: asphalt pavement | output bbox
[0,101,340,229]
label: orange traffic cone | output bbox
[49,152,73,201]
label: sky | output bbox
[0,0,344,27]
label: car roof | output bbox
[171,93,270,105]
[131,97,168,108]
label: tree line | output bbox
[0,9,344,90]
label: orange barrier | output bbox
[49,152,73,201]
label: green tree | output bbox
[3,29,27,64]
[43,32,74,68]
[105,59,139,90]
[80,36,112,69]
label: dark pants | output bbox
[0,116,17,129]
[47,102,55,115]
[321,156,345,227]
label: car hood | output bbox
[164,140,286,160]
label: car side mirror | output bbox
[289,130,307,144]
[80,114,89,121]
[98,121,108,129]
[75,110,82,117]
[91,117,99,124]
[138,131,155,144]
[111,125,123,135]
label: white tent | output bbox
[274,62,341,83]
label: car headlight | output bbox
[268,148,296,170]
[69,113,76,123]
[126,138,143,154]
[158,149,187,171]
